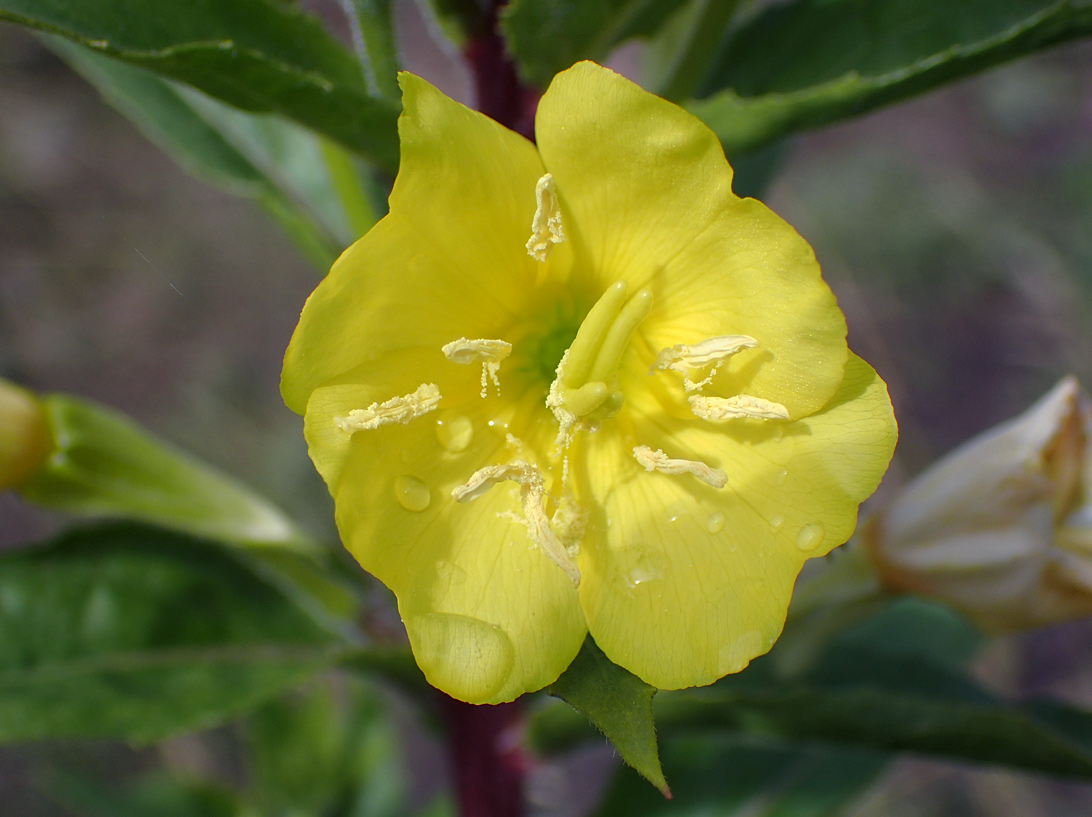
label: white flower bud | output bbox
[866,377,1092,631]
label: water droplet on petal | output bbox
[795,523,825,552]
[705,512,725,534]
[406,612,515,703]
[435,413,473,452]
[769,515,784,533]
[435,560,468,584]
[775,468,788,486]
[611,546,668,596]
[394,475,430,512]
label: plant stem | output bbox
[464,0,537,140]
[439,694,527,817]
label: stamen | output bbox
[442,337,512,398]
[652,335,757,392]
[632,445,727,489]
[452,460,581,586]
[525,173,565,262]
[335,383,440,432]
[689,394,790,421]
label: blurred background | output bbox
[2,2,1092,813]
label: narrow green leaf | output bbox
[45,35,344,270]
[546,637,668,796]
[0,0,400,172]
[19,393,314,553]
[689,0,1092,157]
[337,0,401,102]
[642,0,741,100]
[593,736,885,817]
[0,523,343,744]
[416,0,487,48]
[500,0,690,88]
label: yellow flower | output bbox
[282,62,896,704]
[867,377,1092,631]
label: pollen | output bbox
[632,445,727,489]
[525,173,566,262]
[689,394,790,421]
[452,460,581,586]
[442,337,513,397]
[335,383,441,432]
[652,335,757,392]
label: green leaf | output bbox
[545,637,668,796]
[246,679,405,817]
[641,0,742,100]
[500,0,690,88]
[650,601,1092,783]
[19,393,314,553]
[0,0,400,172]
[44,770,244,817]
[44,35,345,270]
[338,0,401,102]
[688,0,1092,157]
[0,523,343,744]
[593,737,886,817]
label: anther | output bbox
[452,461,581,586]
[632,445,727,489]
[526,173,565,262]
[442,337,512,398]
[689,394,790,421]
[652,335,757,392]
[335,383,440,432]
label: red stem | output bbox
[464,0,539,139]
[439,694,527,817]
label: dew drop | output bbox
[795,522,825,552]
[705,511,725,533]
[435,413,473,452]
[405,612,515,702]
[435,560,468,584]
[775,468,788,486]
[769,515,784,533]
[394,475,431,512]
[611,546,668,596]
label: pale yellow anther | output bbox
[652,335,757,392]
[632,445,727,489]
[452,460,581,586]
[525,173,565,262]
[689,394,790,421]
[442,337,513,398]
[335,383,440,432]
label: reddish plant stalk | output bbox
[440,694,527,817]
[464,0,539,139]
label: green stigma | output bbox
[550,281,652,422]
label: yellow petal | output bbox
[321,365,586,703]
[282,73,554,414]
[535,62,846,419]
[576,354,897,690]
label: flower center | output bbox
[547,281,652,435]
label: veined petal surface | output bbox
[536,62,846,419]
[577,355,896,689]
[282,74,552,413]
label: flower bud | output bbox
[0,378,52,490]
[866,377,1092,631]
